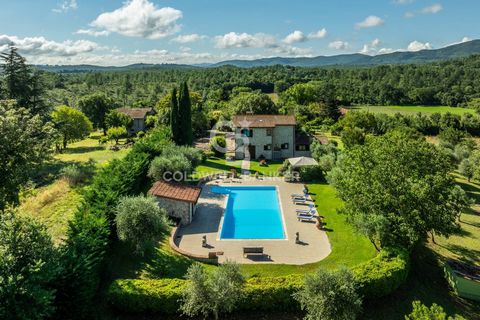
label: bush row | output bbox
[107,275,304,315]
[352,246,411,299]
[107,247,410,316]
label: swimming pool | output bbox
[213,186,286,240]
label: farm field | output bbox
[352,105,475,115]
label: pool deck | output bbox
[175,178,332,264]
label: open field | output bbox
[54,134,130,164]
[352,105,475,116]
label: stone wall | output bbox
[155,197,193,225]
[235,126,295,160]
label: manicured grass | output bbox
[55,135,130,164]
[19,179,83,243]
[193,157,284,179]
[312,131,344,150]
[352,105,475,116]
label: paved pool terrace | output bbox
[174,178,332,264]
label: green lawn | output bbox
[193,157,284,179]
[352,105,475,116]
[55,134,130,164]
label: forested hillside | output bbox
[44,54,480,109]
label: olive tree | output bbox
[181,261,244,320]
[293,267,362,320]
[405,301,465,320]
[115,196,168,254]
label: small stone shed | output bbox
[148,181,201,225]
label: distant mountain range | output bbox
[35,39,480,72]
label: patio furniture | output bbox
[297,212,317,222]
[243,246,266,258]
[296,208,317,214]
[293,196,312,204]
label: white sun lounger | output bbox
[297,212,317,222]
[296,208,317,214]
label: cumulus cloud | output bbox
[421,3,443,14]
[328,40,349,50]
[75,29,110,37]
[90,0,182,39]
[172,34,207,43]
[360,38,381,55]
[407,40,433,51]
[355,16,385,29]
[214,32,277,49]
[308,28,327,39]
[52,0,77,13]
[0,34,98,57]
[283,31,306,44]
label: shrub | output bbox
[204,150,215,159]
[108,274,304,315]
[148,154,192,181]
[210,136,227,156]
[352,247,410,299]
[405,301,465,320]
[98,136,109,144]
[162,145,205,167]
[108,278,186,314]
[60,161,96,186]
[278,159,291,175]
[0,209,57,320]
[136,131,145,139]
[115,196,168,254]
[294,267,362,320]
[299,165,324,182]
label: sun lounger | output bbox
[243,246,266,258]
[296,208,317,214]
[297,212,317,222]
[293,196,312,204]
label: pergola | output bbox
[288,156,319,168]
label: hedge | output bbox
[352,246,410,299]
[107,275,304,314]
[107,252,409,315]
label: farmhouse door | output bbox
[247,145,256,159]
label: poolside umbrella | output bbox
[288,156,319,168]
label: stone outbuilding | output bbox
[148,181,201,225]
[116,107,155,134]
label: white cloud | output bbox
[355,16,385,29]
[393,0,414,4]
[328,40,349,50]
[283,30,306,44]
[360,38,381,55]
[172,34,207,43]
[90,0,182,39]
[52,0,77,13]
[462,37,472,43]
[308,28,327,39]
[421,3,443,14]
[0,34,98,57]
[75,29,110,37]
[214,32,277,49]
[273,45,313,56]
[404,11,415,18]
[407,40,433,51]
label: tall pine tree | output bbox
[177,82,193,146]
[0,45,47,117]
[170,87,180,144]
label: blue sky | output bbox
[0,0,478,65]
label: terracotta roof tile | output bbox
[232,114,296,128]
[148,181,201,203]
[116,108,154,119]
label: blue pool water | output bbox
[212,186,285,239]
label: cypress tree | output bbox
[170,88,180,144]
[178,82,193,145]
